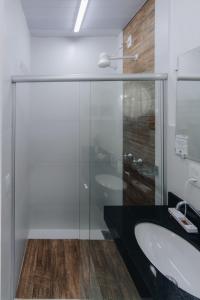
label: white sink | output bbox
[135,222,200,299]
[95,174,123,191]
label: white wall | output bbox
[29,36,123,236]
[0,0,4,296]
[155,0,170,73]
[28,82,80,234]
[15,84,31,289]
[31,36,119,75]
[155,0,200,210]
[0,0,31,298]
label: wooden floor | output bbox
[16,239,141,300]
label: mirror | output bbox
[176,47,200,162]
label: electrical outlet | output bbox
[189,162,200,189]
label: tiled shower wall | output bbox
[123,81,155,166]
[123,0,155,205]
[123,0,155,74]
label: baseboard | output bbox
[28,229,104,240]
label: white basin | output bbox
[95,174,123,191]
[135,222,200,299]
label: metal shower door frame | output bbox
[11,73,168,300]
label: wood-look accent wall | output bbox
[123,0,155,73]
[123,0,156,206]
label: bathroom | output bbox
[1,0,200,299]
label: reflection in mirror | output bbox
[178,46,200,75]
[176,47,200,162]
[176,82,200,161]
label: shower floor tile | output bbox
[16,239,141,300]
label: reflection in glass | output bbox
[176,81,200,162]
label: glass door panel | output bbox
[87,80,164,300]
[123,81,163,206]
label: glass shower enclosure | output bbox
[12,74,166,299]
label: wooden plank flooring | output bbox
[16,239,141,300]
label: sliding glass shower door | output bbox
[14,77,165,300]
[123,81,164,206]
[87,79,164,299]
[15,82,82,299]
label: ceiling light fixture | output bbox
[74,0,89,33]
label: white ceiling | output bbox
[21,0,147,37]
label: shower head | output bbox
[98,52,139,68]
[98,52,111,68]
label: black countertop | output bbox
[104,199,200,300]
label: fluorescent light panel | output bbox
[74,0,89,33]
